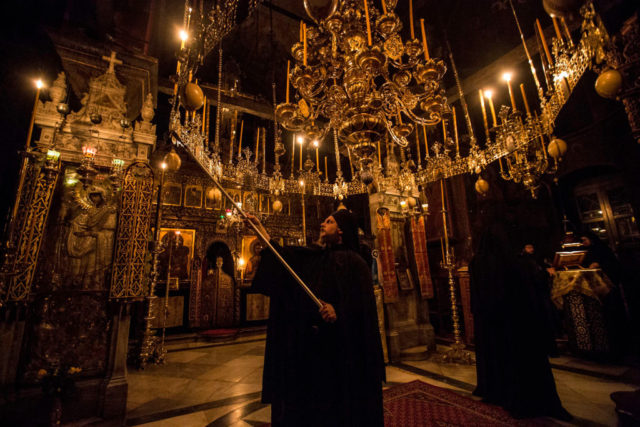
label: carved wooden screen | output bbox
[6,159,60,301]
[110,162,154,299]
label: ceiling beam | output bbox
[158,79,274,120]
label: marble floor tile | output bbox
[137,410,209,427]
[127,336,634,427]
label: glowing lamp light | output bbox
[299,179,305,187]
[421,203,429,209]
[179,29,189,42]
[226,210,232,217]
[502,72,512,82]
[297,135,304,144]
[238,258,245,267]
[160,162,167,170]
[175,230,181,235]
[312,140,319,148]
[46,150,60,162]
[236,202,242,209]
[484,89,493,99]
[400,200,407,207]
[35,79,44,89]
[82,146,97,159]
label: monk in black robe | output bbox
[248,209,385,427]
[470,223,571,421]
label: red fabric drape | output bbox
[410,216,434,298]
[376,211,398,302]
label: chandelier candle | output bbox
[479,90,490,140]
[420,19,430,60]
[520,83,531,115]
[503,73,517,110]
[485,90,498,127]
[303,23,307,66]
[415,128,421,167]
[238,120,244,156]
[255,127,260,164]
[286,61,290,103]
[381,0,387,15]
[552,17,563,42]
[423,125,430,158]
[536,19,553,64]
[453,106,459,157]
[409,0,415,39]
[364,0,372,46]
[202,96,207,133]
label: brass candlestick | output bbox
[435,179,473,364]
[139,163,166,368]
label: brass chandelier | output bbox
[167,0,609,203]
[276,0,447,189]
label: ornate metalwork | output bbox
[5,153,61,301]
[110,162,155,299]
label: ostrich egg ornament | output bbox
[474,177,490,195]
[547,138,568,160]
[181,82,204,111]
[163,148,182,171]
[272,199,283,213]
[595,69,623,99]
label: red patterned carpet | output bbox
[383,380,547,426]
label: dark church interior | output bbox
[1,0,639,425]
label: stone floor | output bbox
[125,336,637,427]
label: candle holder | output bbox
[434,248,473,365]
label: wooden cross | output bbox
[101,51,123,74]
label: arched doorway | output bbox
[198,241,236,329]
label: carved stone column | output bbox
[368,192,436,361]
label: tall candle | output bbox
[479,90,490,139]
[381,0,387,14]
[499,156,504,173]
[441,118,447,142]
[552,17,563,42]
[202,96,207,133]
[324,156,328,179]
[453,107,459,156]
[486,92,497,127]
[520,83,531,115]
[415,128,421,167]
[440,179,449,255]
[536,19,553,64]
[422,124,429,158]
[377,140,382,167]
[238,120,244,156]
[255,127,260,163]
[291,136,296,173]
[300,140,303,170]
[315,146,320,173]
[561,18,573,45]
[262,127,266,173]
[347,146,355,177]
[420,19,430,60]
[364,0,372,46]
[506,78,517,110]
[409,0,415,39]
[286,60,290,103]
[303,23,307,66]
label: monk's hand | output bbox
[244,213,270,241]
[319,300,337,323]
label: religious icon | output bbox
[396,267,413,291]
[62,183,117,290]
[158,228,195,280]
[260,193,271,213]
[225,189,241,210]
[243,191,258,213]
[184,185,203,208]
[244,238,265,281]
[163,183,182,206]
[204,186,223,210]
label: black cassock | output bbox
[251,241,385,427]
[470,224,570,420]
